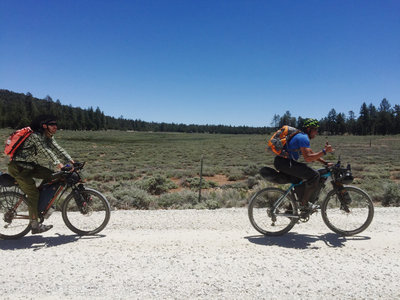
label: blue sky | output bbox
[1,0,399,127]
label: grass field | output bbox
[1,129,399,209]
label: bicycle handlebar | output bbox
[61,162,85,172]
[53,162,86,178]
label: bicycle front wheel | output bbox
[248,187,298,236]
[62,188,111,235]
[0,191,31,239]
[321,186,374,236]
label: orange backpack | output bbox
[4,127,33,160]
[268,125,300,157]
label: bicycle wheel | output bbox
[248,187,298,236]
[321,186,374,236]
[62,188,111,235]
[0,191,31,239]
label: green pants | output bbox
[8,161,53,220]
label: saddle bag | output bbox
[0,173,17,187]
[259,167,298,184]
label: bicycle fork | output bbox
[72,185,89,214]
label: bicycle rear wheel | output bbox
[62,188,111,235]
[0,191,31,239]
[248,187,298,236]
[321,186,374,236]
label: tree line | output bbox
[1,89,399,135]
[272,98,400,135]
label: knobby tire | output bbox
[248,187,298,236]
[0,191,31,240]
[62,188,111,236]
[321,185,374,236]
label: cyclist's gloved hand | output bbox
[62,164,74,172]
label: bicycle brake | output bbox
[340,204,350,213]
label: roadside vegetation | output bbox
[1,129,399,209]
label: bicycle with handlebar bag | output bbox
[0,162,111,239]
[248,160,374,236]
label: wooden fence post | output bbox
[198,155,204,202]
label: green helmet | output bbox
[302,118,320,130]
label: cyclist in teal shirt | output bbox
[286,132,311,161]
[274,118,334,208]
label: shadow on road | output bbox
[245,232,371,249]
[0,233,105,251]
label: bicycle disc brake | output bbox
[267,208,277,226]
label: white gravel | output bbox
[1,207,399,299]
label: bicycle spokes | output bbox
[0,191,31,239]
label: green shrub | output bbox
[111,186,154,209]
[195,198,221,209]
[243,164,260,176]
[199,167,217,177]
[382,183,400,207]
[247,175,261,189]
[227,169,245,181]
[220,182,248,189]
[157,190,199,209]
[203,189,248,208]
[182,177,218,189]
[135,175,178,195]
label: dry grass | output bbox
[1,129,399,208]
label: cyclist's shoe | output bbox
[300,203,319,214]
[31,223,53,234]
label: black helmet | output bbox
[31,114,57,132]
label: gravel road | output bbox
[1,207,399,299]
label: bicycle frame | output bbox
[38,162,86,218]
[40,183,67,217]
[270,169,332,214]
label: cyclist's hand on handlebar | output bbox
[324,142,334,154]
[60,163,74,172]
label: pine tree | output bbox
[358,103,370,135]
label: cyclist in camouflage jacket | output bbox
[8,115,74,234]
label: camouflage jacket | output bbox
[12,132,72,170]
